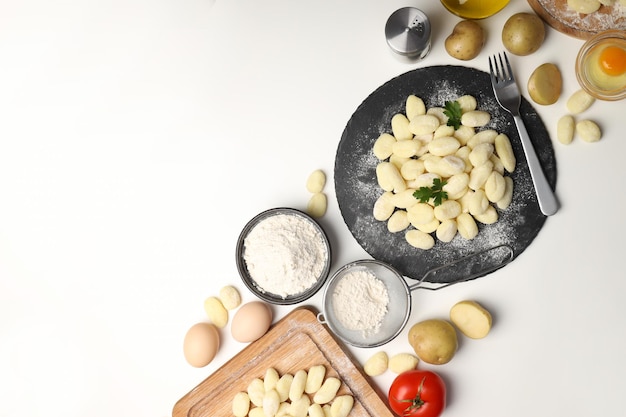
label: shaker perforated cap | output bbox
[385,7,431,59]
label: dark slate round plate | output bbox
[335,66,557,284]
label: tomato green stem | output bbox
[392,377,427,416]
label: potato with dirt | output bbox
[502,12,545,56]
[445,20,486,61]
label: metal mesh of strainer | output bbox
[318,259,411,348]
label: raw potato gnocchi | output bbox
[219,285,242,310]
[388,353,419,374]
[566,89,595,114]
[363,351,388,376]
[372,95,516,249]
[235,366,354,417]
[305,169,328,218]
[203,296,228,328]
[576,119,602,143]
[556,90,603,146]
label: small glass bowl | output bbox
[576,30,626,101]
[236,207,332,305]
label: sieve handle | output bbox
[316,312,328,324]
[408,244,514,291]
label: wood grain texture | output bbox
[528,0,626,39]
[173,307,395,417]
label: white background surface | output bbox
[1,1,625,416]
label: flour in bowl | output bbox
[332,268,389,336]
[243,213,328,298]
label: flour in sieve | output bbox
[243,213,327,298]
[332,268,389,336]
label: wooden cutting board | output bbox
[528,0,626,39]
[173,307,395,417]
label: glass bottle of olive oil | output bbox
[440,0,510,19]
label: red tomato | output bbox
[388,370,446,417]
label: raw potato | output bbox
[502,12,545,56]
[408,319,458,365]
[306,169,326,193]
[388,353,419,373]
[204,296,228,328]
[450,300,493,339]
[363,351,388,376]
[528,63,562,105]
[445,20,485,61]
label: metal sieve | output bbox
[318,244,514,348]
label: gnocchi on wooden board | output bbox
[232,365,354,417]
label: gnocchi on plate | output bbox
[372,95,516,249]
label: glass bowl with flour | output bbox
[236,207,332,305]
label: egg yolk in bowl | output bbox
[599,45,626,76]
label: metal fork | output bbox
[489,52,559,216]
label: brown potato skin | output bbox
[502,13,545,56]
[408,319,458,365]
[445,20,486,61]
[527,63,562,105]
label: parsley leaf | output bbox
[443,100,463,130]
[413,178,448,206]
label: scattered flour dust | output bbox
[332,268,389,336]
[243,213,327,298]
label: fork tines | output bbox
[489,52,513,83]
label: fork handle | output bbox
[513,114,559,216]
